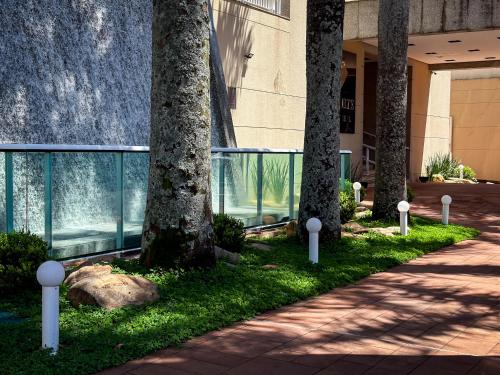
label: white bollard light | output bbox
[306,218,322,264]
[397,201,410,236]
[441,195,452,225]
[459,164,464,180]
[353,182,362,204]
[36,261,65,354]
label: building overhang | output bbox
[344,0,500,41]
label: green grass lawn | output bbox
[0,216,478,375]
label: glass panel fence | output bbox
[1,147,351,259]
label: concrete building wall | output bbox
[344,0,500,40]
[451,77,500,182]
[410,64,452,180]
[213,0,306,149]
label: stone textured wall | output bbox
[0,0,152,145]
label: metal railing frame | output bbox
[1,145,351,258]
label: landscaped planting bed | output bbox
[0,216,478,375]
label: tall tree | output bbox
[298,0,345,242]
[372,0,410,220]
[141,0,215,268]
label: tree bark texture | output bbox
[372,0,410,220]
[298,0,345,242]
[141,0,215,269]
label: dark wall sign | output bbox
[340,69,356,134]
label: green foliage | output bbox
[0,219,478,375]
[406,185,415,203]
[425,153,459,180]
[213,214,245,253]
[0,232,48,294]
[459,165,477,181]
[343,179,353,193]
[340,191,357,224]
[265,159,288,204]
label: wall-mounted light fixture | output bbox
[244,52,254,59]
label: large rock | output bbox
[214,246,240,264]
[432,174,445,183]
[65,265,159,309]
[65,265,113,287]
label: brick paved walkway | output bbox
[99,184,500,375]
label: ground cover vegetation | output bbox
[0,217,478,375]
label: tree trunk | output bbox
[141,0,215,269]
[372,0,410,220]
[298,0,345,242]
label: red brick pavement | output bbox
[98,184,500,375]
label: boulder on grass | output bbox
[65,265,113,287]
[214,246,241,264]
[65,265,159,310]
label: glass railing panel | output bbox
[340,152,352,190]
[211,154,221,214]
[123,152,148,249]
[293,153,303,219]
[0,152,5,233]
[262,153,290,225]
[51,152,117,258]
[222,152,260,227]
[11,152,45,236]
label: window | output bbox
[227,86,237,109]
[239,0,290,18]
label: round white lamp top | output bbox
[459,164,464,169]
[397,201,410,213]
[36,261,65,287]
[353,182,362,190]
[306,217,322,233]
[441,195,452,205]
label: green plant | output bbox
[406,185,415,203]
[213,214,245,253]
[458,165,477,181]
[0,231,48,294]
[340,191,357,224]
[343,179,353,194]
[425,153,459,180]
[265,159,288,204]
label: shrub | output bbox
[213,214,245,253]
[340,191,356,224]
[425,153,459,180]
[0,232,49,294]
[460,166,477,181]
[406,185,415,203]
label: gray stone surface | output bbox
[0,0,152,145]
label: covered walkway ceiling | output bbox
[364,29,500,70]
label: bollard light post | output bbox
[397,201,410,236]
[306,218,322,264]
[353,182,362,204]
[36,260,65,354]
[459,164,464,180]
[441,195,452,225]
